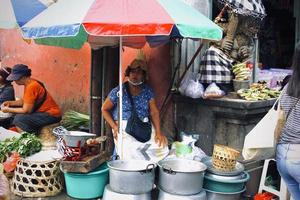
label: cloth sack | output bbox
[115,120,169,163]
[242,99,280,160]
[125,111,151,143]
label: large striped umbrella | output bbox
[20,0,222,158]
[0,0,54,29]
[21,0,223,49]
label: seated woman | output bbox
[0,65,15,128]
[102,58,168,162]
[1,64,61,133]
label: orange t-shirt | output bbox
[23,79,61,117]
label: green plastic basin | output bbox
[63,163,109,199]
[203,171,250,193]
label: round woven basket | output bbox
[212,144,240,171]
[11,159,63,197]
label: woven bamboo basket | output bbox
[11,158,63,197]
[212,144,240,171]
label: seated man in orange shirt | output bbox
[1,64,61,133]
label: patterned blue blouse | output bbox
[108,83,155,121]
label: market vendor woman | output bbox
[1,64,61,133]
[102,57,168,162]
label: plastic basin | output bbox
[204,171,250,193]
[63,163,109,199]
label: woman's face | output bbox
[128,68,145,85]
[15,76,25,85]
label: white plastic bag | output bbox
[179,71,204,98]
[166,133,206,161]
[242,99,280,160]
[185,79,204,98]
[203,83,225,98]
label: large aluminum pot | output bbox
[102,184,151,200]
[158,187,207,200]
[108,160,156,194]
[158,159,207,195]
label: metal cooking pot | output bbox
[204,171,250,193]
[158,187,207,200]
[158,159,207,195]
[108,160,156,194]
[102,184,151,200]
[205,187,246,200]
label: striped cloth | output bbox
[217,0,266,19]
[279,85,300,144]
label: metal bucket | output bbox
[108,160,156,194]
[158,159,207,195]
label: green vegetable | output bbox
[0,132,42,163]
[61,110,90,130]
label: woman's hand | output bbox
[112,124,119,140]
[1,106,9,113]
[155,132,168,148]
[1,101,10,107]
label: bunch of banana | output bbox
[237,83,281,101]
[232,63,250,81]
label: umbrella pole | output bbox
[118,36,123,159]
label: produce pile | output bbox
[0,132,42,163]
[237,83,280,101]
[232,63,251,81]
[61,110,90,130]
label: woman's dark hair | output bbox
[287,42,300,98]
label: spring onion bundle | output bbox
[61,110,90,130]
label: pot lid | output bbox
[158,159,207,173]
[108,160,156,172]
[202,157,244,176]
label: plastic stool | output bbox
[258,159,290,200]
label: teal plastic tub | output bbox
[63,163,109,199]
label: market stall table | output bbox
[174,94,275,198]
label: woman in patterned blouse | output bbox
[102,58,168,161]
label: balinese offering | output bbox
[237,83,280,101]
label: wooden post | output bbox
[90,48,104,135]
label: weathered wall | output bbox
[0,29,91,113]
[0,29,171,117]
